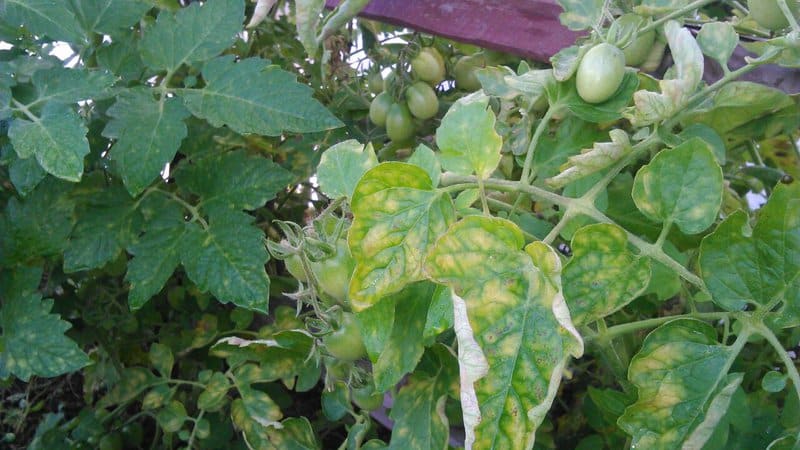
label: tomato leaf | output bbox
[546,128,632,188]
[407,144,442,187]
[28,66,115,105]
[697,22,738,68]
[632,137,723,234]
[348,162,456,311]
[70,0,150,35]
[563,223,651,325]
[180,55,343,135]
[436,96,503,179]
[2,0,85,44]
[0,267,92,381]
[556,0,604,31]
[317,139,378,199]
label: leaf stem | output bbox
[587,311,731,342]
[520,107,555,185]
[477,177,490,215]
[154,188,209,229]
[11,98,40,122]
[655,220,672,249]
[754,323,800,408]
[640,0,717,35]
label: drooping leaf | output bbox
[103,89,190,196]
[546,128,631,188]
[563,223,651,325]
[556,0,604,31]
[435,96,502,179]
[0,267,91,381]
[180,55,343,135]
[3,0,85,44]
[317,139,378,199]
[697,22,738,68]
[69,0,150,35]
[635,0,691,15]
[699,182,800,325]
[176,150,293,216]
[138,0,245,71]
[348,162,456,311]
[632,138,723,234]
[180,211,270,312]
[425,216,581,449]
[618,319,741,449]
[8,103,90,182]
[534,116,605,181]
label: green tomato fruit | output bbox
[323,312,367,361]
[615,14,656,67]
[748,0,798,30]
[367,71,384,95]
[386,102,415,142]
[411,47,446,84]
[351,384,384,411]
[284,253,308,282]
[310,239,355,304]
[369,92,393,128]
[405,81,439,119]
[454,54,486,91]
[383,71,397,92]
[576,43,626,104]
[98,432,123,450]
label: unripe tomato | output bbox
[351,383,384,411]
[310,239,355,304]
[386,102,415,142]
[616,14,655,67]
[454,54,486,91]
[368,92,393,128]
[323,313,367,361]
[367,71,384,95]
[284,253,308,282]
[748,0,798,30]
[404,81,439,120]
[411,47,446,84]
[576,43,626,104]
[383,71,397,92]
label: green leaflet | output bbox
[632,137,724,234]
[556,0,604,31]
[103,89,190,196]
[8,103,90,182]
[348,162,456,311]
[8,153,46,196]
[387,345,458,450]
[0,267,91,381]
[138,0,244,72]
[29,67,115,105]
[355,282,437,392]
[697,22,738,68]
[3,0,85,44]
[295,0,325,56]
[618,319,743,449]
[562,223,651,325]
[180,211,271,312]
[69,0,150,35]
[425,216,581,450]
[407,144,442,187]
[175,150,294,216]
[435,96,502,179]
[179,56,343,136]
[125,225,185,310]
[546,128,631,188]
[699,182,800,325]
[317,139,378,199]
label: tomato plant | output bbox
[1,1,798,450]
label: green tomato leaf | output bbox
[295,0,325,56]
[682,373,744,449]
[317,139,378,199]
[356,282,437,392]
[8,103,90,182]
[126,224,186,310]
[424,285,455,341]
[407,144,442,187]
[618,319,742,449]
[699,182,800,324]
[214,330,314,378]
[180,211,270,312]
[761,371,787,393]
[348,162,456,311]
[156,400,188,433]
[29,67,115,105]
[546,128,631,188]
[435,96,502,179]
[103,89,190,196]
[425,216,582,450]
[238,385,283,428]
[556,0,604,31]
[387,345,458,450]
[697,22,738,68]
[138,0,244,71]
[7,151,46,196]
[69,0,150,34]
[180,55,343,135]
[0,267,92,381]
[635,0,692,15]
[563,223,651,325]
[550,70,640,123]
[148,343,174,378]
[176,150,293,216]
[632,138,723,234]
[3,0,85,44]
[197,371,231,412]
[63,184,143,273]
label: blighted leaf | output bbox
[475,66,520,100]
[157,400,188,433]
[697,22,738,68]
[197,371,231,411]
[348,163,455,311]
[180,211,270,312]
[213,330,314,378]
[535,116,605,181]
[149,343,174,378]
[425,216,581,449]
[104,89,190,196]
[295,0,325,56]
[180,55,343,135]
[632,138,723,234]
[635,0,691,15]
[239,385,282,427]
[8,103,90,182]
[407,144,441,187]
[563,224,651,325]
[436,96,502,179]
[550,45,584,82]
[3,0,85,44]
[139,0,244,71]
[618,319,741,449]
[682,373,744,449]
[546,128,631,188]
[176,150,293,215]
[677,123,726,164]
[317,139,378,199]
[699,182,800,324]
[387,345,458,450]
[0,268,91,381]
[556,0,604,31]
[97,367,156,408]
[424,285,454,341]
